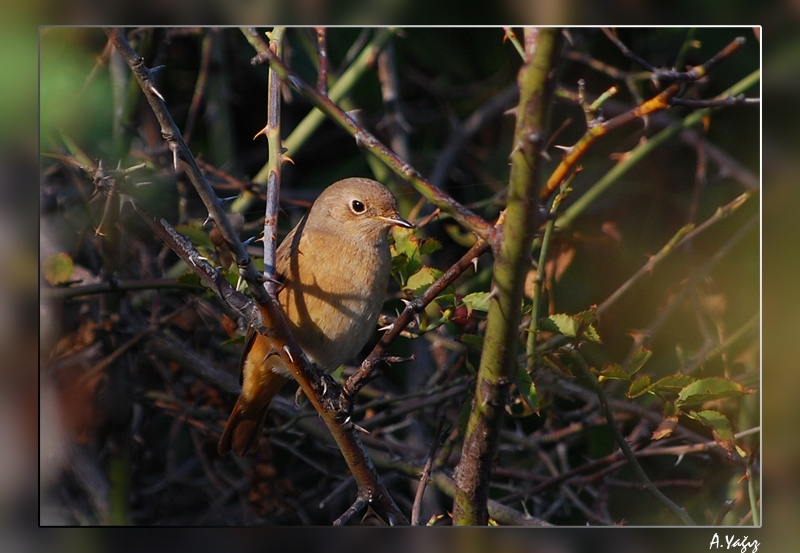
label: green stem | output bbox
[452,27,562,526]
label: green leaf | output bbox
[676,377,753,407]
[686,409,737,458]
[628,347,652,375]
[419,237,442,256]
[406,266,440,295]
[650,374,696,393]
[514,366,539,415]
[461,291,492,314]
[540,312,601,342]
[627,374,696,398]
[42,252,74,285]
[597,363,631,383]
[541,313,578,337]
[627,375,652,398]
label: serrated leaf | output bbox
[42,252,74,285]
[597,363,631,383]
[573,306,597,325]
[627,375,652,398]
[540,312,601,342]
[461,291,493,314]
[541,313,578,337]
[650,374,696,393]
[419,237,442,256]
[406,266,439,295]
[628,347,652,375]
[676,377,753,407]
[651,415,679,440]
[686,409,736,458]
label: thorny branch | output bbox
[103,27,407,526]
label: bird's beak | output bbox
[376,213,414,229]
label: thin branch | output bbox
[315,27,328,95]
[247,33,494,241]
[344,239,490,402]
[568,351,696,525]
[596,191,752,318]
[411,415,446,525]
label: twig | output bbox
[429,82,519,189]
[315,27,328,95]
[568,351,696,525]
[183,29,214,145]
[42,278,200,300]
[411,415,446,525]
[247,34,494,241]
[333,496,368,526]
[556,69,760,230]
[344,239,490,402]
[596,191,751,318]
[262,27,285,295]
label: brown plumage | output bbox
[218,178,413,456]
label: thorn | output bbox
[242,236,256,247]
[351,423,369,434]
[471,257,479,272]
[170,143,179,171]
[149,84,165,102]
[674,453,684,466]
[282,345,294,364]
[553,144,573,154]
[235,274,243,291]
[281,153,295,165]
[253,126,268,140]
[288,75,303,90]
[202,213,213,227]
[218,195,238,207]
[378,323,394,332]
[400,298,413,309]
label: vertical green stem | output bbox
[452,28,562,526]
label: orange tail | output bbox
[218,371,291,457]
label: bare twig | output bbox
[411,415,446,525]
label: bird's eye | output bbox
[350,199,366,214]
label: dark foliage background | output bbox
[38,26,758,529]
[0,0,795,549]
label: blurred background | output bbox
[0,0,795,551]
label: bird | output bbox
[218,177,413,456]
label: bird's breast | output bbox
[278,235,390,372]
